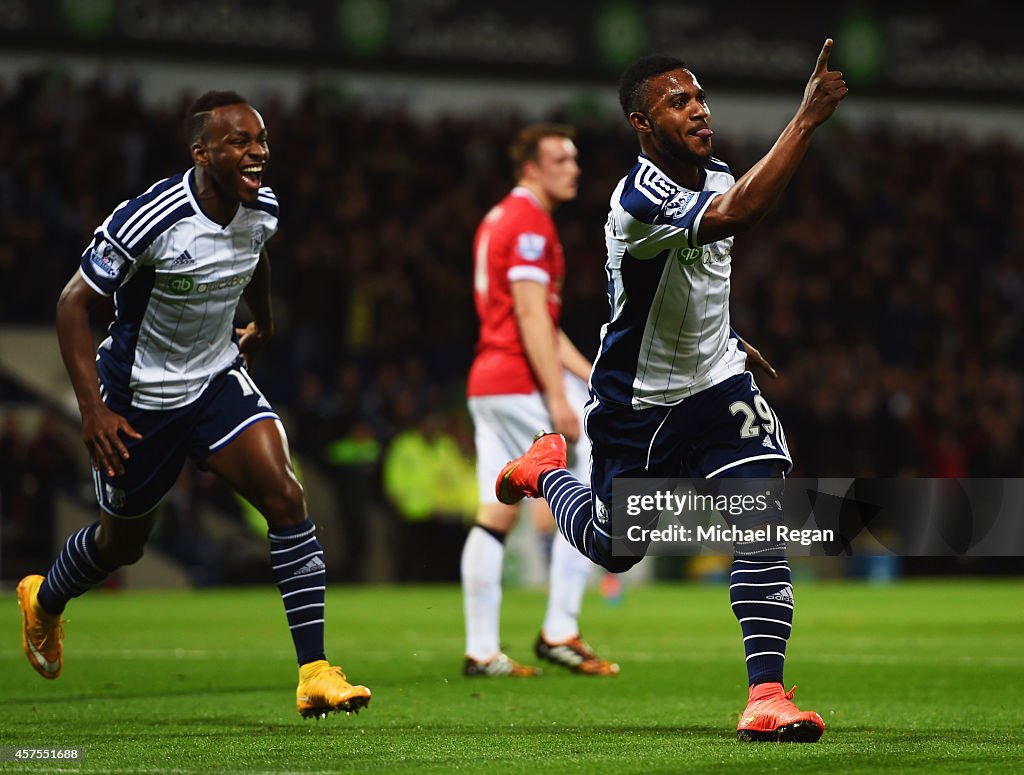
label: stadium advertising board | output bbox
[1,1,1021,101]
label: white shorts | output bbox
[469,371,592,505]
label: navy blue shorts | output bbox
[586,371,792,511]
[93,363,279,518]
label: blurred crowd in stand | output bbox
[0,406,78,567]
[1,71,1022,582]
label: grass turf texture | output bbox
[2,579,1022,774]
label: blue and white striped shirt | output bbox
[79,168,279,410]
[592,154,746,409]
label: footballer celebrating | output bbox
[16,91,370,719]
[496,41,847,740]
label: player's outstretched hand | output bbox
[80,403,143,477]
[799,38,848,127]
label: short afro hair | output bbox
[185,90,249,145]
[618,55,687,117]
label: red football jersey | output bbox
[468,187,564,397]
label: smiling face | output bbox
[631,68,713,165]
[192,103,269,204]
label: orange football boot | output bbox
[534,633,619,676]
[463,652,541,677]
[17,575,63,680]
[736,683,825,742]
[495,432,567,505]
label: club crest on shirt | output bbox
[516,233,546,261]
[251,229,265,256]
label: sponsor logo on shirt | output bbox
[516,233,546,261]
[677,247,730,267]
[162,275,196,294]
[172,249,195,265]
[197,274,252,294]
[159,273,252,295]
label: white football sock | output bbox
[542,532,593,643]
[461,526,504,661]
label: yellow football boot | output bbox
[296,660,371,719]
[17,575,64,680]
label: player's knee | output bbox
[599,553,643,574]
[95,521,151,568]
[476,503,519,534]
[258,477,307,524]
[117,545,146,566]
[587,535,644,573]
[281,476,306,511]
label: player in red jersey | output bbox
[462,124,619,677]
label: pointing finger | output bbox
[814,38,833,74]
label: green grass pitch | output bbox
[2,578,1022,773]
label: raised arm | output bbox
[698,39,848,245]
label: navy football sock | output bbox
[540,469,641,573]
[37,522,115,615]
[730,553,793,686]
[269,519,327,665]
[541,469,600,559]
